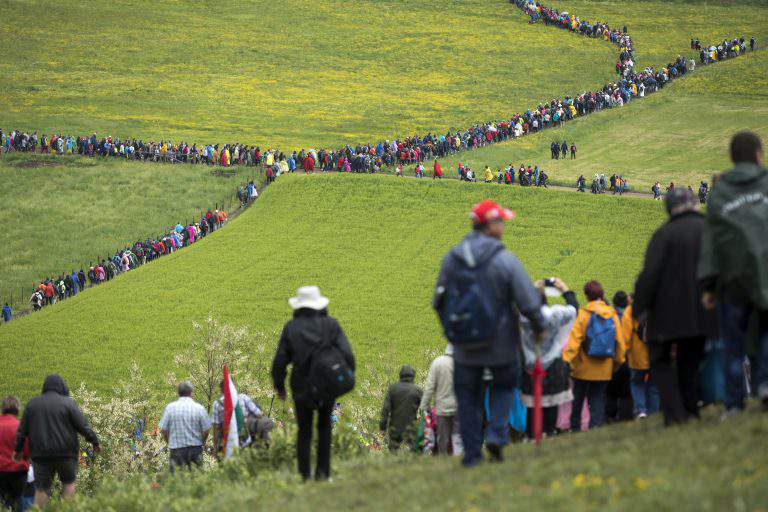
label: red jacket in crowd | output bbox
[0,414,29,473]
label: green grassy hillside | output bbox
[0,154,257,312]
[0,174,666,411]
[55,405,768,511]
[433,48,768,190]
[2,0,766,149]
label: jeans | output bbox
[295,401,333,481]
[719,300,768,409]
[454,362,518,467]
[570,379,608,430]
[629,369,660,415]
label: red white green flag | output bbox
[222,364,244,460]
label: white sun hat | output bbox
[288,286,330,311]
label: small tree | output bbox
[165,314,275,413]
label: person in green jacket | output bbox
[379,365,423,451]
[698,131,768,417]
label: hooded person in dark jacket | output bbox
[633,189,711,426]
[272,286,354,482]
[13,375,99,508]
[379,365,423,451]
[434,200,544,467]
[699,132,768,416]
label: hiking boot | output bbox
[486,443,503,463]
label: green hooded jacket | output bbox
[698,162,768,308]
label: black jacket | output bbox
[633,210,712,342]
[271,310,355,407]
[15,375,99,460]
[379,365,423,434]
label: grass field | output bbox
[433,49,768,190]
[2,0,766,151]
[0,174,667,411]
[54,404,768,511]
[0,153,259,312]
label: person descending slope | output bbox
[434,200,544,466]
[562,281,627,431]
[380,366,423,451]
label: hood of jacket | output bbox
[42,374,69,396]
[722,162,767,185]
[450,231,504,269]
[583,300,615,319]
[399,365,415,382]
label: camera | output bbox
[544,278,556,287]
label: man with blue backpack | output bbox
[433,200,544,467]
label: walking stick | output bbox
[267,395,275,417]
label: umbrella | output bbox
[531,340,547,444]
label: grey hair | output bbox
[178,381,193,397]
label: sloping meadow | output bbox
[0,175,665,421]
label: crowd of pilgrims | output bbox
[26,194,262,311]
[4,0,758,314]
[1,3,756,180]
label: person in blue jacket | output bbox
[2,303,11,323]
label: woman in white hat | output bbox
[271,286,355,482]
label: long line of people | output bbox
[0,1,755,182]
[0,133,765,510]
[24,182,260,314]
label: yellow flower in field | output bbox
[634,477,649,491]
[550,480,561,491]
[573,474,586,487]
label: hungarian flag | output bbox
[222,364,245,460]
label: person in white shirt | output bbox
[158,381,211,473]
[420,344,462,456]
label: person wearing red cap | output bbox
[433,200,545,467]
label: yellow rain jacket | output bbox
[484,167,494,182]
[622,305,649,370]
[563,300,626,381]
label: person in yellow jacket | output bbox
[563,280,626,430]
[622,302,660,419]
[484,166,494,183]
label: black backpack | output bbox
[306,318,355,407]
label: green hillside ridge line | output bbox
[3,0,753,180]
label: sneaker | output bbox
[720,408,742,422]
[486,443,503,463]
[636,412,647,420]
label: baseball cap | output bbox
[470,200,516,225]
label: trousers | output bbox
[295,401,333,481]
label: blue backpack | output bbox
[437,243,502,348]
[583,313,616,358]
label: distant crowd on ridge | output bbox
[0,0,757,189]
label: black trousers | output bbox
[526,406,558,438]
[650,337,705,426]
[0,470,26,511]
[169,446,202,473]
[295,401,333,481]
